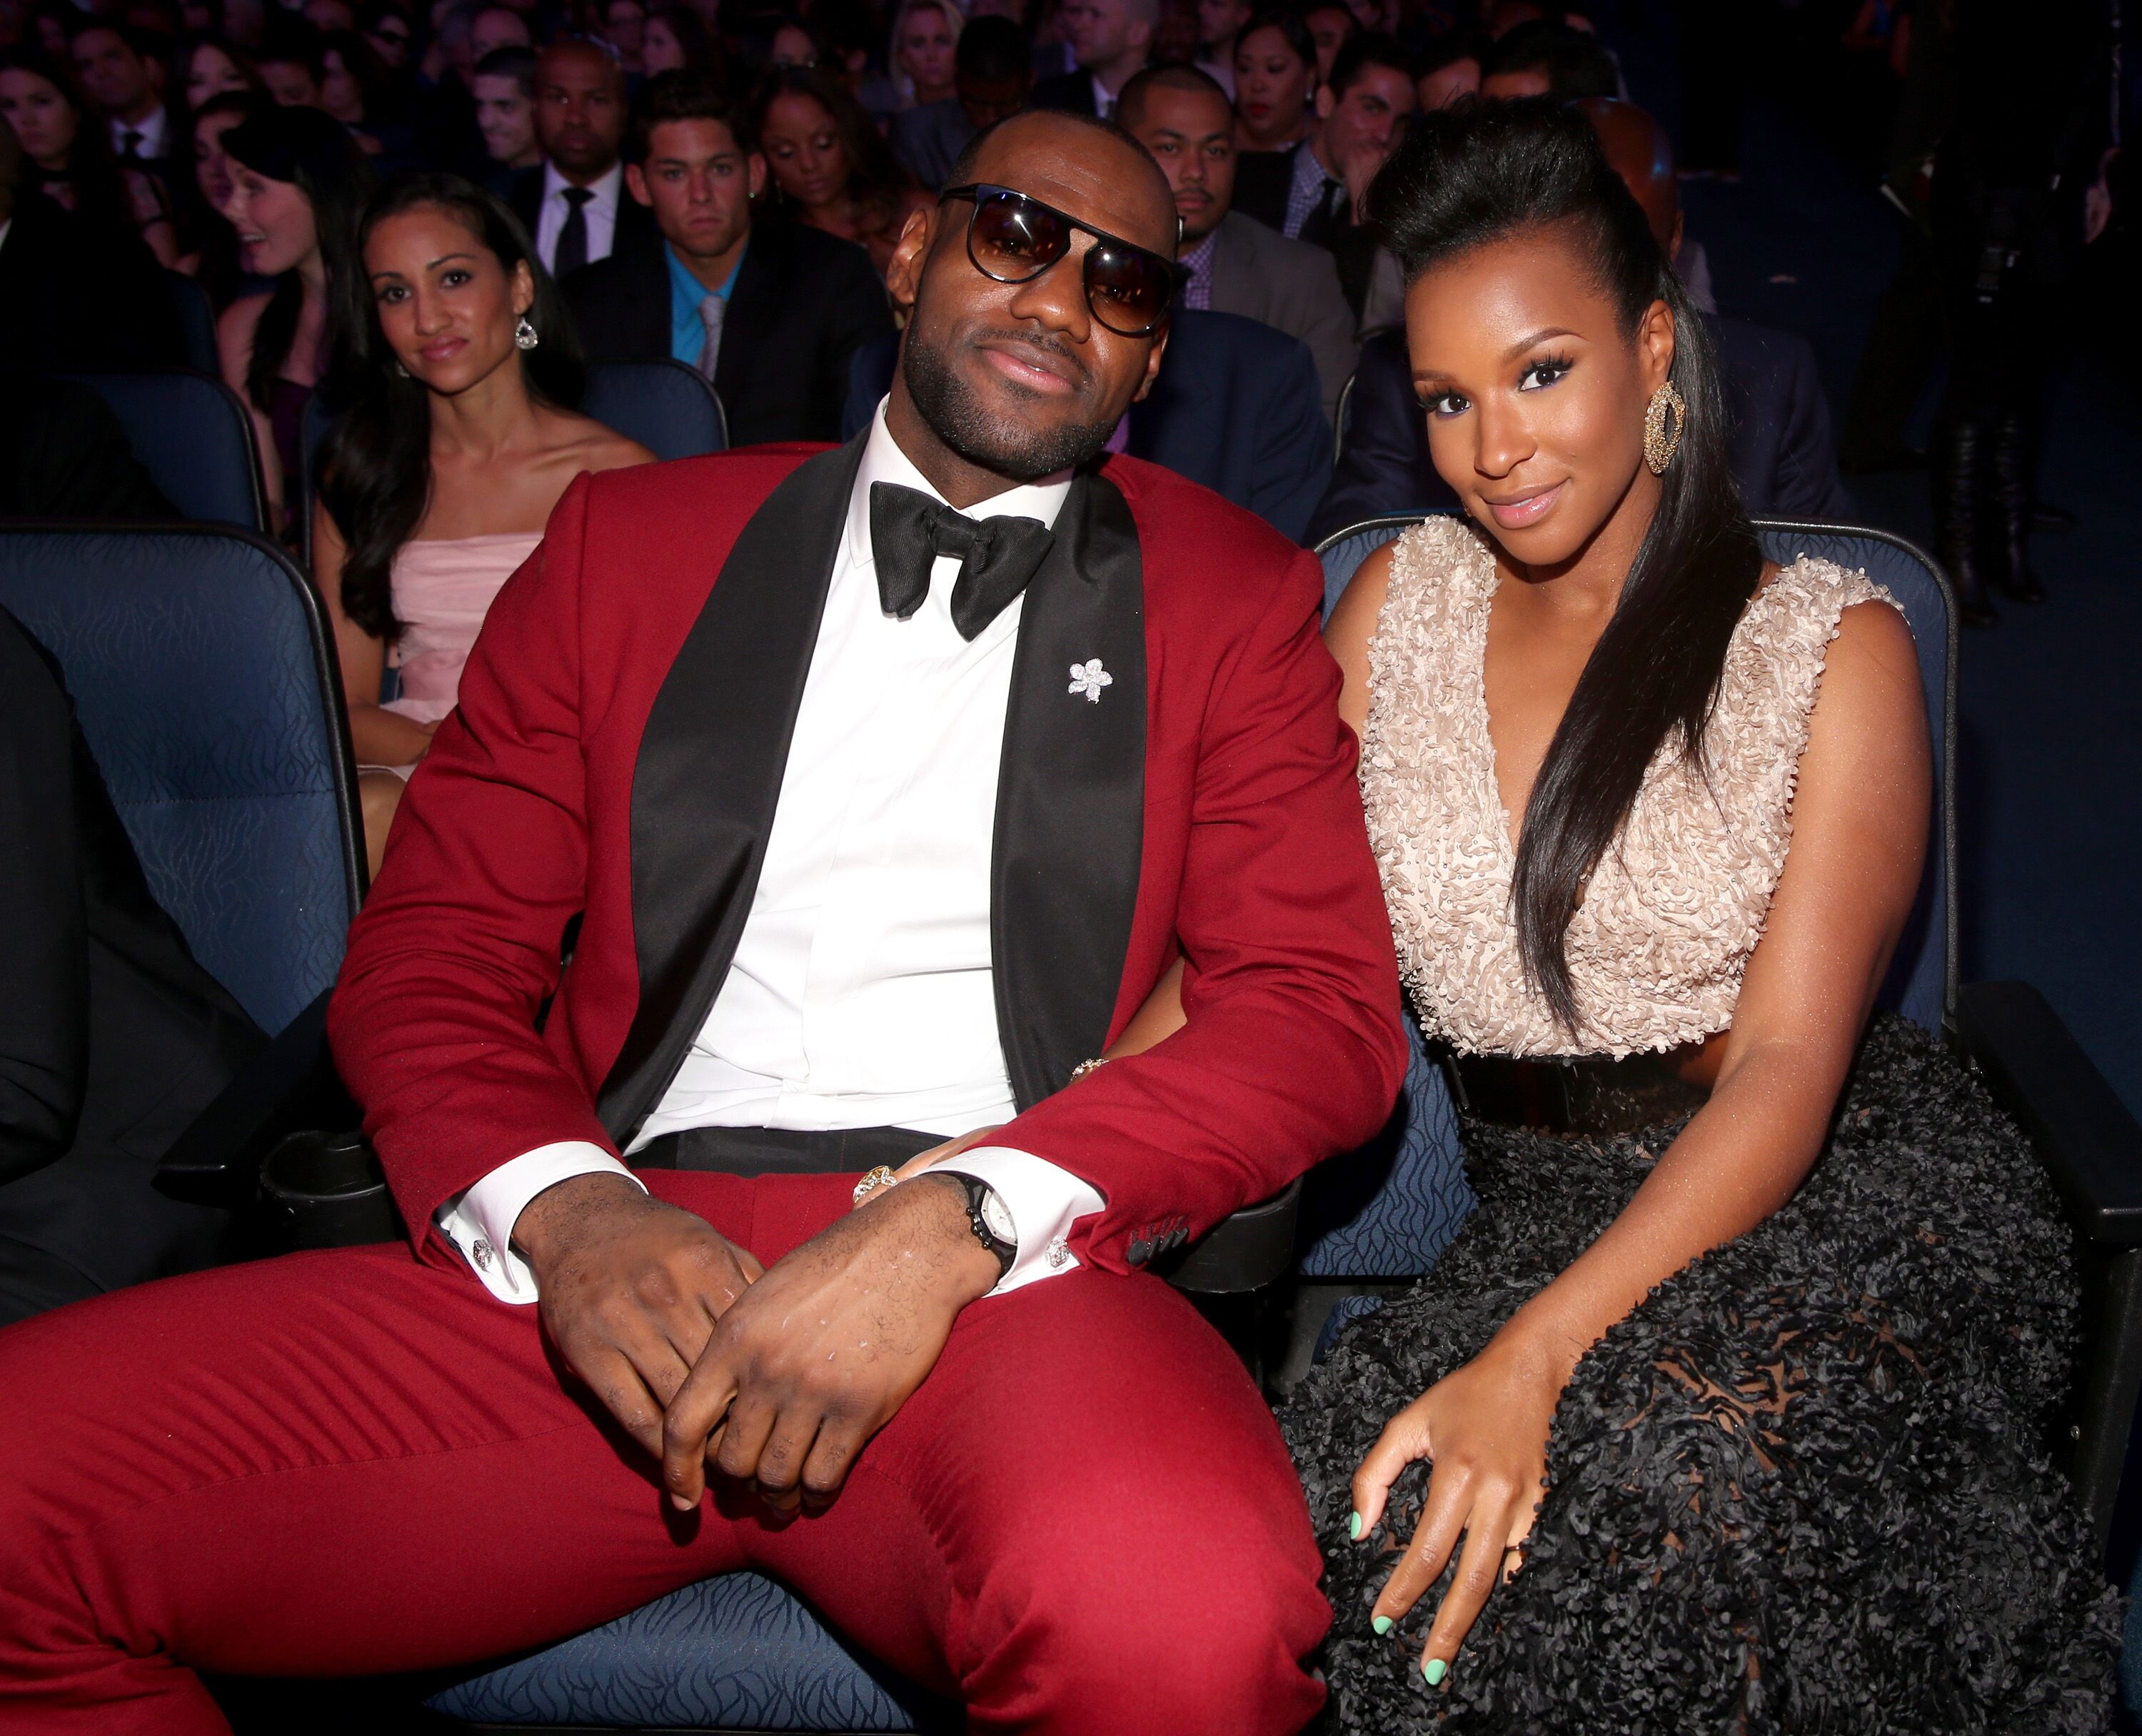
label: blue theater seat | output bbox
[0,523,363,1037]
[581,359,729,460]
[51,369,268,535]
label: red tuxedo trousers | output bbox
[0,1171,1328,1734]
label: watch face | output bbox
[977,1186,1017,1246]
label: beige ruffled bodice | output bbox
[1361,518,1899,1059]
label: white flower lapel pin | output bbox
[1068,659,1113,704]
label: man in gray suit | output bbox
[1119,64,1358,419]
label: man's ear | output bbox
[1128,326,1169,403]
[884,203,936,315]
[625,161,651,206]
[1314,83,1334,121]
[748,151,768,201]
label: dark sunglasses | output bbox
[940,183,1182,339]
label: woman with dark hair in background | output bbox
[179,87,267,297]
[216,103,374,530]
[180,34,263,108]
[0,49,180,266]
[321,27,416,164]
[1231,9,1315,152]
[748,63,926,275]
[640,4,725,81]
[313,171,650,873]
[1267,99,2118,1729]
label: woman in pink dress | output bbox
[312,171,652,877]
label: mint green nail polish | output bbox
[1347,1510,1363,1541]
[1372,1615,1394,1636]
[1424,1658,1448,1687]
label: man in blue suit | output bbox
[1310,99,1852,543]
[847,308,1332,542]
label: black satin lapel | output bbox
[596,433,867,1141]
[990,472,1147,1110]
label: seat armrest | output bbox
[1163,1179,1302,1296]
[1958,981,2142,1243]
[155,987,359,1207]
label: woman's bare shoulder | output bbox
[543,407,657,473]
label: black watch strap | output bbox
[940,1171,1016,1283]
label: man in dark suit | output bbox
[1030,0,1155,116]
[1118,63,1358,417]
[508,38,656,279]
[0,110,1402,1732]
[888,14,1033,191]
[562,74,892,446]
[0,127,184,372]
[1230,34,1414,319]
[0,605,260,1323]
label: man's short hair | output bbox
[1417,27,1489,78]
[66,16,149,55]
[473,44,538,94]
[1482,19,1616,99]
[1326,31,1409,101]
[944,108,1149,201]
[955,12,1031,82]
[626,69,750,163]
[1114,61,1227,133]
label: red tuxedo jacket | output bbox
[330,438,1405,1278]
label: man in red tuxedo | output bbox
[0,111,1403,1733]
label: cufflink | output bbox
[471,1237,495,1272]
[1047,1235,1071,1269]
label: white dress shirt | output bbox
[533,160,625,278]
[109,105,169,161]
[437,402,1106,1303]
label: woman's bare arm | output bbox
[313,498,437,767]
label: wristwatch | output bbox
[939,1171,1017,1285]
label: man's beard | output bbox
[901,323,1123,483]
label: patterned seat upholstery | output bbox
[1297,513,1957,1283]
[426,1572,934,1732]
[54,369,266,533]
[582,360,729,460]
[0,525,362,1036]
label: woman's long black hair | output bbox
[221,104,374,416]
[0,49,147,240]
[316,170,585,641]
[1370,97,1764,1036]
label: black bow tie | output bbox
[868,482,1055,642]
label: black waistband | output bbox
[633,1124,945,1177]
[1439,1048,1709,1137]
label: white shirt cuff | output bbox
[435,1141,644,1304]
[927,1146,1105,1297]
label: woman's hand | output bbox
[1350,1331,1568,1688]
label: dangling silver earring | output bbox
[1643,380,1686,475]
[392,359,411,378]
[514,316,539,351]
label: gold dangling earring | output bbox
[1643,380,1686,475]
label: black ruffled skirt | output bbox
[1280,1015,2121,1733]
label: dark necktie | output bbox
[120,127,144,161]
[554,186,593,278]
[868,482,1055,642]
[1301,177,1346,247]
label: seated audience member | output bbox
[1032,0,1153,116]
[566,74,892,445]
[178,88,267,298]
[1194,0,1247,96]
[471,45,539,190]
[890,0,962,108]
[803,0,904,121]
[0,113,185,368]
[0,374,174,518]
[321,29,416,163]
[1231,8,1314,153]
[256,24,330,108]
[0,602,262,1327]
[0,49,178,266]
[888,13,1031,193]
[1415,26,1484,108]
[603,0,649,76]
[1477,15,1617,100]
[1119,62,1355,416]
[1301,0,1356,83]
[315,171,650,872]
[68,19,174,167]
[640,6,725,80]
[748,64,928,276]
[510,37,653,279]
[1309,98,1852,541]
[361,2,413,69]
[215,104,373,529]
[1234,31,1414,318]
[471,4,534,61]
[180,35,262,108]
